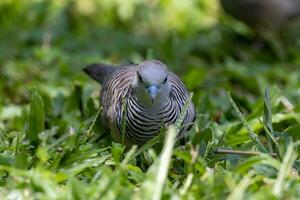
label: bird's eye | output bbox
[163,77,168,84]
[137,73,143,82]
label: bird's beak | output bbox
[147,85,159,101]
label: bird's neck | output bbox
[149,97,170,111]
[134,93,170,112]
[130,85,171,112]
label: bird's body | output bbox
[220,0,300,31]
[84,60,195,146]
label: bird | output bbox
[220,0,300,32]
[84,60,195,146]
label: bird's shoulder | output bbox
[169,72,189,93]
[102,64,138,87]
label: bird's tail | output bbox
[83,63,117,84]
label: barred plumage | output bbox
[84,60,195,146]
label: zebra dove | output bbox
[84,60,195,146]
[220,0,300,32]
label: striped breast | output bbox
[100,65,195,146]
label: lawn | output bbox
[0,0,299,199]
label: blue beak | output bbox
[147,85,159,100]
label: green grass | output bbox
[0,0,300,199]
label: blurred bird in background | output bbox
[220,0,300,57]
[220,0,300,32]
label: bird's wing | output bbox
[169,72,196,136]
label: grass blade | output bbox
[152,126,177,200]
[263,87,273,133]
[228,92,268,153]
[28,87,45,146]
[227,171,257,200]
[273,142,298,197]
[175,92,193,132]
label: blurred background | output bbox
[1,1,300,198]
[1,0,300,136]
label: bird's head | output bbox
[133,60,171,107]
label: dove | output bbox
[84,60,195,146]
